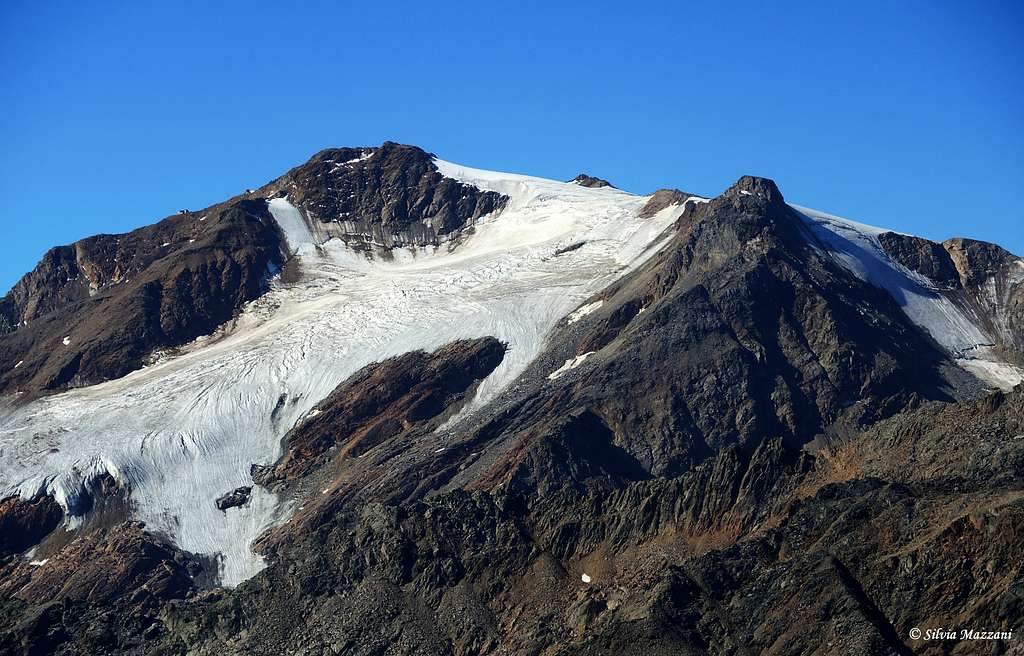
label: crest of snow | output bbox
[548,352,595,380]
[567,300,603,325]
[0,161,681,587]
[792,203,1019,391]
[14,361,22,369]
[62,336,71,346]
[581,573,592,583]
[684,196,710,206]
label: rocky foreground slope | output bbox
[0,144,1022,655]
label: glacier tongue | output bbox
[0,162,682,586]
[793,204,1023,391]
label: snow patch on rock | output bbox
[548,352,595,380]
[567,300,603,325]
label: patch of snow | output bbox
[161,242,170,247]
[581,573,592,583]
[333,151,373,169]
[62,336,71,346]
[684,196,710,207]
[14,361,22,369]
[29,559,49,567]
[739,190,752,196]
[567,300,603,325]
[548,352,595,380]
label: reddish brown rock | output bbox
[0,494,62,558]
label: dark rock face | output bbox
[470,175,959,491]
[944,237,1024,363]
[262,142,507,248]
[944,236,1019,286]
[214,487,251,512]
[0,199,285,394]
[878,231,961,288]
[569,173,615,188]
[0,495,62,558]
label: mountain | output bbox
[0,143,1021,655]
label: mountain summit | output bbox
[0,144,1021,655]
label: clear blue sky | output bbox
[2,1,1022,292]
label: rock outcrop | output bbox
[214,487,251,512]
[569,173,614,188]
[637,187,691,218]
[0,495,62,558]
[260,142,507,249]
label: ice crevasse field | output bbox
[0,159,1019,586]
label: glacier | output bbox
[0,161,683,586]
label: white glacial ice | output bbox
[0,159,684,586]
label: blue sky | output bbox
[1,1,1022,292]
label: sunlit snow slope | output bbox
[794,204,1024,391]
[0,161,683,586]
